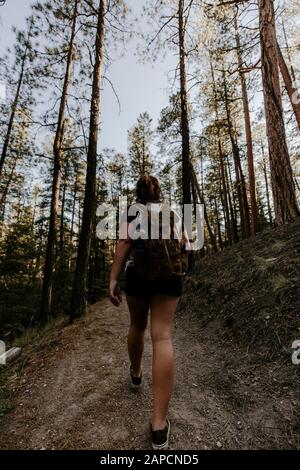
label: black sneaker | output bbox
[151,419,171,450]
[129,365,142,388]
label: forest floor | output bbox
[0,218,300,450]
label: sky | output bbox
[0,0,177,155]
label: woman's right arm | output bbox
[109,232,132,307]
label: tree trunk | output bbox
[178,0,191,205]
[259,0,299,224]
[234,125,252,237]
[0,24,32,176]
[190,162,218,252]
[70,0,106,321]
[142,139,145,175]
[209,54,233,244]
[39,0,78,323]
[88,182,101,304]
[226,155,237,222]
[70,170,78,246]
[277,42,300,131]
[219,162,230,245]
[225,156,239,243]
[59,172,67,258]
[261,142,273,225]
[218,176,229,246]
[219,144,233,244]
[232,137,250,239]
[213,196,223,250]
[0,156,18,221]
[234,15,257,234]
[223,70,251,238]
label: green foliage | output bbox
[128,112,154,179]
[0,207,39,336]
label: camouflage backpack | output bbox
[131,203,188,281]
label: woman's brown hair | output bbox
[136,175,161,205]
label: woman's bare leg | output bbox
[126,295,150,377]
[150,294,179,430]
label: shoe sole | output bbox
[152,420,171,450]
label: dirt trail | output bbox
[0,297,297,450]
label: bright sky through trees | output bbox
[0,0,177,154]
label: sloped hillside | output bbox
[182,216,300,357]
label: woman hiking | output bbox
[109,175,189,450]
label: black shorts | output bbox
[124,263,183,299]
